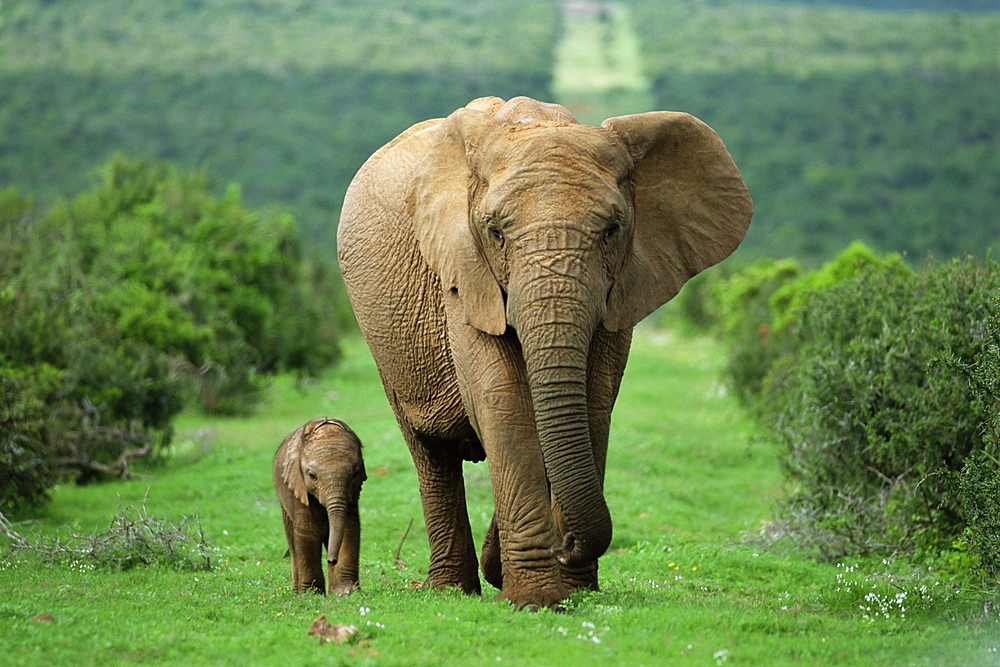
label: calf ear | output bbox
[280,425,310,505]
[601,111,752,331]
[410,108,508,336]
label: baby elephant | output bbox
[273,418,366,595]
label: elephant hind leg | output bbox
[280,508,300,590]
[401,422,482,595]
[480,515,502,590]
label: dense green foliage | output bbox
[633,0,1000,262]
[0,158,343,512]
[953,308,1000,582]
[0,0,558,249]
[2,1,995,262]
[691,248,1000,572]
[764,257,999,560]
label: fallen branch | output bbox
[54,443,153,481]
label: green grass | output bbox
[2,331,998,665]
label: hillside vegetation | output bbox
[1,0,996,261]
[0,0,558,247]
[631,0,1000,260]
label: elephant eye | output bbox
[487,225,504,245]
[603,221,622,242]
[307,471,318,481]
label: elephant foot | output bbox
[425,564,482,595]
[328,581,360,596]
[497,581,569,611]
[560,560,599,593]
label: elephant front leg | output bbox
[401,423,481,594]
[292,527,326,594]
[450,326,570,609]
[491,476,569,610]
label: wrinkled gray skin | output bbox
[338,96,752,609]
[273,418,366,595]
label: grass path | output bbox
[552,1,655,125]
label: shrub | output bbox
[712,258,803,408]
[761,257,1000,560]
[0,157,347,511]
[953,305,1000,582]
[37,157,346,412]
[715,244,906,413]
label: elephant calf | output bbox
[273,418,366,595]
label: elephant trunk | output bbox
[325,502,348,568]
[507,243,612,567]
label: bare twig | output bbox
[0,495,218,570]
[0,511,31,550]
[394,518,414,570]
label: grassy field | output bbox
[2,330,997,664]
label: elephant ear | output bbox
[601,112,752,331]
[410,108,508,336]
[280,423,311,506]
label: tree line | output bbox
[633,0,999,262]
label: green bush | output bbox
[761,257,1000,560]
[46,157,344,410]
[712,258,803,408]
[1,211,182,507]
[715,244,905,412]
[953,305,1000,582]
[0,158,347,512]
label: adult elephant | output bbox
[338,96,752,610]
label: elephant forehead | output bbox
[483,125,631,183]
[305,432,359,458]
[477,133,631,223]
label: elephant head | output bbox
[274,418,366,594]
[410,98,752,567]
